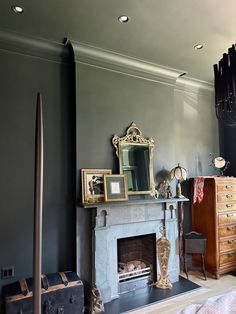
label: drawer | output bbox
[217,202,236,212]
[220,238,236,252]
[217,193,236,202]
[220,251,236,265]
[217,183,236,192]
[219,212,236,225]
[219,225,236,237]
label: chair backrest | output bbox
[184,231,206,254]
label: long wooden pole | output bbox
[33,93,43,314]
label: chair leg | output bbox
[201,254,207,280]
[184,254,189,280]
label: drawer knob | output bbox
[226,204,233,208]
[227,213,233,217]
[227,226,234,231]
[228,253,235,257]
[226,194,233,198]
[228,239,235,244]
[226,185,233,189]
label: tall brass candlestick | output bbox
[33,93,43,314]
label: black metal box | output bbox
[3,271,84,314]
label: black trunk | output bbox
[2,272,84,314]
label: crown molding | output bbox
[67,40,186,85]
[0,29,70,63]
[0,30,213,91]
[175,76,214,96]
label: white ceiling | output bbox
[1,0,236,83]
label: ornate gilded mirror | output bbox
[112,122,157,197]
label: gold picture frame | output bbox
[81,169,112,203]
[104,174,128,202]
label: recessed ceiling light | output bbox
[12,5,24,14]
[194,44,204,50]
[118,15,129,23]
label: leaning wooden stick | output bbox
[33,93,44,314]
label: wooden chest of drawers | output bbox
[191,177,236,278]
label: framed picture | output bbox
[81,169,112,203]
[104,174,128,202]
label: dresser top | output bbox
[191,176,236,181]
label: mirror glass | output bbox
[119,143,150,192]
[112,122,157,196]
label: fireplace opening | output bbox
[117,234,157,294]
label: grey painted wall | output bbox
[76,64,219,196]
[75,62,219,285]
[0,36,220,304]
[0,48,76,295]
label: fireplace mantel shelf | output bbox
[77,197,189,209]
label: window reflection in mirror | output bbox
[120,144,150,192]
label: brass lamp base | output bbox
[175,180,185,198]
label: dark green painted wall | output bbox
[0,49,76,295]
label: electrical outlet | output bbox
[1,266,15,279]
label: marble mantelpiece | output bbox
[77,198,188,303]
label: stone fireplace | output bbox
[77,199,185,303]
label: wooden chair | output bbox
[184,231,207,280]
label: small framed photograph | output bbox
[104,174,128,202]
[81,169,112,203]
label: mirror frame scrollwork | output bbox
[112,122,157,198]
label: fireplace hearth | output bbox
[104,276,200,314]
